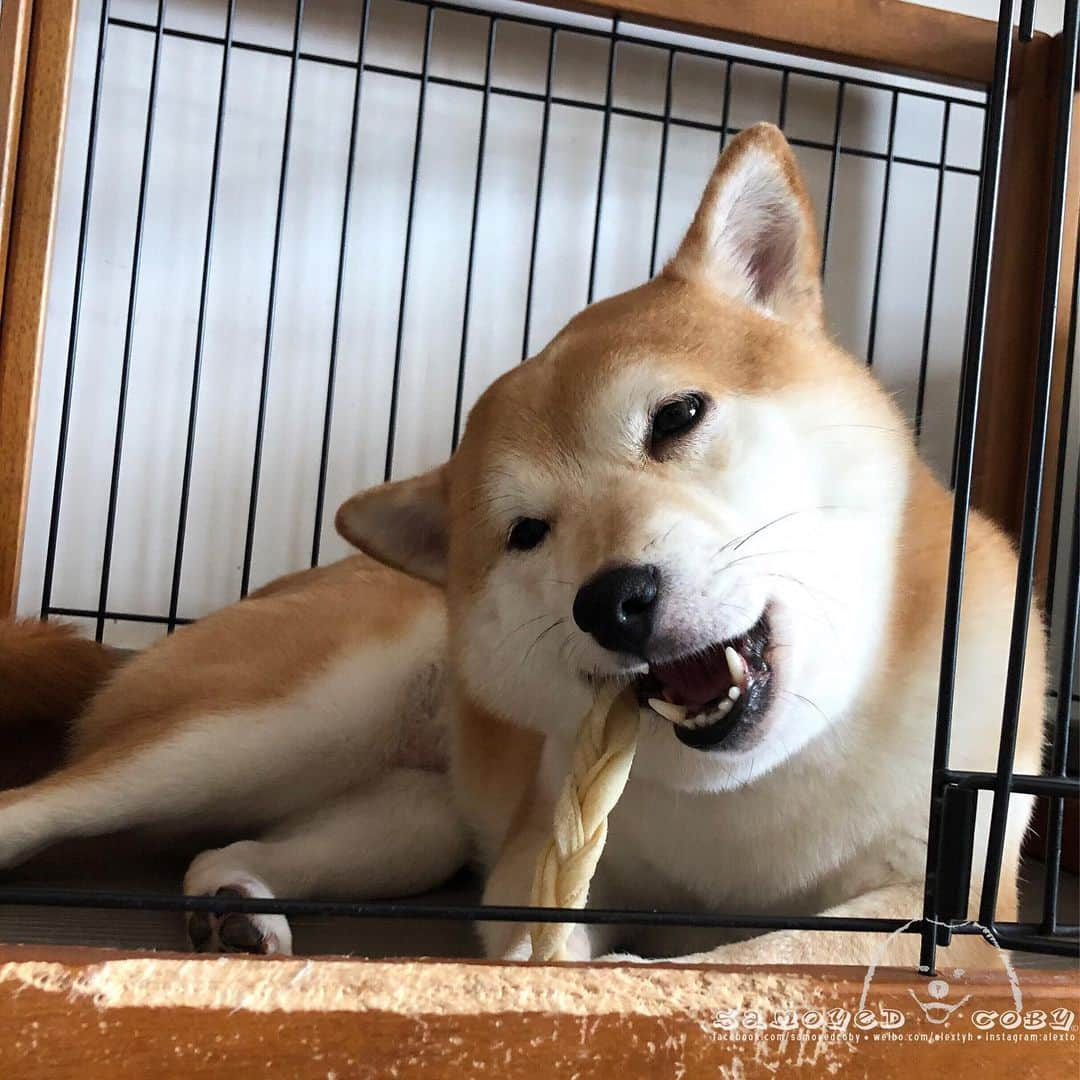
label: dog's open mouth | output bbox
[636,612,773,750]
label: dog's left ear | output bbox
[666,123,824,331]
[335,466,449,585]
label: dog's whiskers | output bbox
[501,612,558,643]
[713,547,815,575]
[714,502,877,563]
[756,571,842,606]
[557,629,581,668]
[807,423,906,437]
[779,689,832,727]
[726,509,819,554]
[642,522,679,555]
[522,617,568,665]
[753,572,841,636]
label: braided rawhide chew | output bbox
[528,687,639,961]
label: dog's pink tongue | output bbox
[652,646,733,709]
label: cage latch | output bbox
[932,783,979,941]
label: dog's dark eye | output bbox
[651,393,705,447]
[507,518,550,551]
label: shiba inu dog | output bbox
[0,125,1043,966]
[0,558,462,955]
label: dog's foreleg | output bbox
[0,703,310,870]
[202,767,468,898]
[0,728,230,870]
[183,767,467,955]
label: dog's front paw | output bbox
[184,844,292,956]
[595,951,658,964]
[186,885,293,956]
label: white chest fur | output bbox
[556,710,934,920]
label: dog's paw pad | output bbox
[186,909,214,950]
[218,911,280,954]
[186,884,291,956]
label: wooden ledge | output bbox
[0,947,1075,1075]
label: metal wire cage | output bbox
[0,0,1076,975]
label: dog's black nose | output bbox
[573,563,660,657]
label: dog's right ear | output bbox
[335,466,449,585]
[666,123,824,332]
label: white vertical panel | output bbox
[18,0,986,649]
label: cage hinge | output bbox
[931,783,979,943]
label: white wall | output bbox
[916,0,1064,29]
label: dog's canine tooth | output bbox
[724,645,744,684]
[649,697,687,723]
[728,685,741,701]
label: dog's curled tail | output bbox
[0,619,121,786]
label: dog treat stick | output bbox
[528,687,639,961]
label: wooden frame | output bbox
[0,948,1077,1077]
[1034,87,1080,593]
[546,0,1005,85]
[974,34,1080,564]
[0,0,78,618]
[0,0,33,299]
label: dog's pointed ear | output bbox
[335,466,449,584]
[666,123,824,331]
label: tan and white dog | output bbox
[0,125,1043,966]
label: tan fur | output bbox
[451,701,543,869]
[0,551,446,824]
[0,619,121,731]
[0,555,437,804]
[890,460,1046,814]
[69,554,437,763]
[0,621,123,790]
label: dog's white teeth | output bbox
[649,697,687,723]
[651,687,741,728]
[724,645,745,685]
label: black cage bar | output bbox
[39,0,989,628]
[5,0,1078,972]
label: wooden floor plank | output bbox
[0,948,1075,1076]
